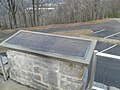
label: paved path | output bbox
[0,74,34,90]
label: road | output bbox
[0,19,120,88]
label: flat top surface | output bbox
[0,30,97,64]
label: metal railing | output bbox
[87,50,120,90]
[0,56,8,80]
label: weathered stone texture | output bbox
[59,61,84,78]
[43,70,58,86]
[60,80,83,90]
[7,50,88,90]
[66,77,82,84]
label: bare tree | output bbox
[32,0,36,26]
[1,0,18,28]
[7,0,17,28]
[0,0,120,30]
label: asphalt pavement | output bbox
[0,19,120,88]
[89,20,120,88]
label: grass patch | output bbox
[0,30,16,35]
[88,18,112,24]
[0,46,7,52]
[2,18,112,32]
[81,35,120,45]
[0,39,4,42]
[53,29,93,36]
[0,39,7,52]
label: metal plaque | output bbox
[0,30,97,64]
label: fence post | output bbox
[0,56,7,81]
[87,50,98,90]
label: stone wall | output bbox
[7,50,88,90]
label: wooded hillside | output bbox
[0,0,120,30]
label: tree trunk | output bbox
[8,12,13,29]
[32,0,36,26]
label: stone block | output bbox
[7,50,87,90]
[34,67,40,73]
[41,87,49,90]
[60,74,66,80]
[9,68,21,81]
[51,86,60,90]
[29,81,42,90]
[59,61,85,78]
[21,70,28,78]
[60,80,83,90]
[33,74,41,81]
[28,72,34,79]
[43,70,58,86]
[34,59,58,72]
[19,78,29,85]
[32,79,49,89]
[66,77,82,84]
